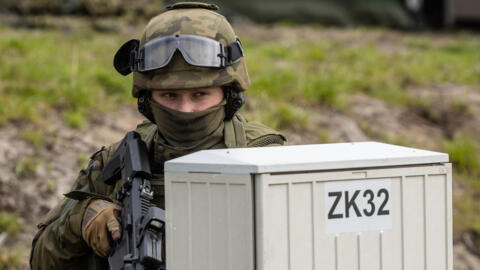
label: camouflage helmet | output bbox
[131,2,250,97]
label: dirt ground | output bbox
[1,87,480,269]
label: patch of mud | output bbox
[455,231,480,270]
[347,93,446,150]
[286,107,370,145]
[406,84,480,139]
[284,87,477,151]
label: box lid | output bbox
[164,142,449,174]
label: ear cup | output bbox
[114,39,140,76]
[224,87,245,120]
[137,92,155,123]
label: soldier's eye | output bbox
[161,92,177,98]
[193,91,207,98]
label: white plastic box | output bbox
[164,142,452,270]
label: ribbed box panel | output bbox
[165,172,255,270]
[255,164,452,270]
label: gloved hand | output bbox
[81,199,122,257]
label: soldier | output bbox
[30,2,286,269]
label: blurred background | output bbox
[0,0,479,269]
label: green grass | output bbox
[0,247,24,270]
[445,134,480,179]
[0,26,133,128]
[453,179,480,235]
[42,179,56,194]
[65,108,87,128]
[20,128,44,148]
[0,212,20,234]
[0,213,24,269]
[15,155,42,178]
[245,31,480,111]
[445,134,480,235]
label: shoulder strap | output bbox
[134,120,158,151]
[224,114,287,148]
[224,114,247,148]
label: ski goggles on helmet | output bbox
[113,35,244,76]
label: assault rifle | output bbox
[103,131,166,270]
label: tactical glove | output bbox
[81,199,122,257]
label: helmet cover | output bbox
[131,2,250,97]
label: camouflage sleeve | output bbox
[247,134,286,147]
[243,120,287,147]
[30,145,117,270]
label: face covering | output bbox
[149,98,226,146]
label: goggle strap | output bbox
[228,38,244,62]
[130,49,139,72]
[224,38,244,66]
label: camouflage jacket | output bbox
[30,115,285,270]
